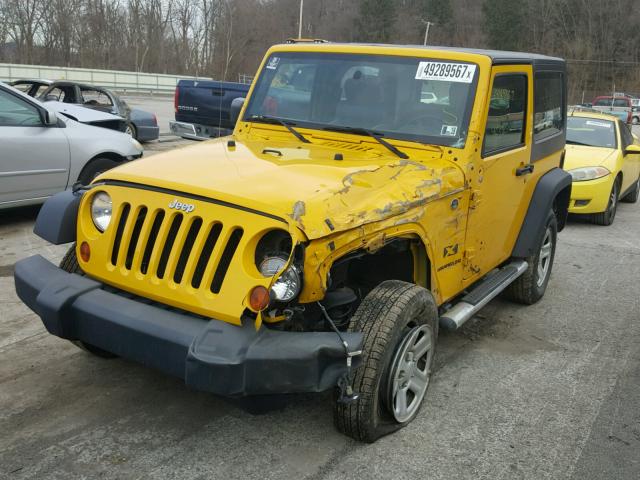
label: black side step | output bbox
[440,260,528,330]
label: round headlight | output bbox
[259,256,302,302]
[91,191,112,232]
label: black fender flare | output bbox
[512,168,572,258]
[33,189,84,245]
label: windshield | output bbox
[244,52,478,148]
[567,117,616,148]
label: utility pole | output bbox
[298,0,304,38]
[422,20,435,46]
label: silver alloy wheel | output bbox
[125,124,134,136]
[387,324,434,423]
[536,227,553,287]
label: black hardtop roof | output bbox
[283,41,565,66]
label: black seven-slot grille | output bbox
[109,202,244,293]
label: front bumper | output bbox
[169,121,232,141]
[569,174,613,214]
[14,255,363,397]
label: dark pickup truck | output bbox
[170,79,250,140]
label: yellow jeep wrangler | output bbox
[15,42,571,442]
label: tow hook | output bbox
[317,302,362,404]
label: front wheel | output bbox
[333,280,438,442]
[505,210,557,305]
[592,178,619,225]
[621,177,639,204]
[78,157,118,185]
[59,245,118,359]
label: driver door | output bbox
[618,120,640,193]
[464,66,535,280]
[0,88,70,204]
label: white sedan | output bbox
[0,83,143,209]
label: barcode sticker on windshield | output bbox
[416,62,476,83]
[586,120,612,128]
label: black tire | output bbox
[59,245,117,359]
[78,157,118,185]
[505,210,557,305]
[125,122,137,140]
[333,280,438,443]
[592,177,620,225]
[621,177,640,204]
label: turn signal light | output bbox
[79,242,91,262]
[249,286,270,311]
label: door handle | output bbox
[515,164,534,176]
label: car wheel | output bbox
[592,177,620,225]
[633,116,640,125]
[333,280,438,443]
[59,245,118,359]
[125,122,137,139]
[621,177,640,204]
[78,157,118,185]
[505,210,557,305]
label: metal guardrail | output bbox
[0,63,207,93]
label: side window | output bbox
[44,87,66,102]
[534,72,563,140]
[593,98,609,107]
[613,99,629,108]
[0,89,42,127]
[81,89,114,107]
[483,74,527,156]
[619,121,634,149]
[12,83,32,94]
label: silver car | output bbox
[0,83,143,209]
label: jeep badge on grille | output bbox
[168,199,195,213]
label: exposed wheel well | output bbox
[328,237,430,300]
[553,184,572,232]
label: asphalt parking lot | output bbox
[1,137,639,480]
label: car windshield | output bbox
[244,52,479,148]
[566,117,616,148]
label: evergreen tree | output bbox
[357,0,397,43]
[482,0,526,51]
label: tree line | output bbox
[1,0,639,102]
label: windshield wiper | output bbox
[566,140,592,146]
[322,126,408,159]
[247,114,310,143]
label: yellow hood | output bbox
[564,144,618,171]
[98,136,465,239]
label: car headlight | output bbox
[91,191,112,232]
[259,256,302,302]
[568,166,610,182]
[130,137,142,151]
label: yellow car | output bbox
[565,111,640,225]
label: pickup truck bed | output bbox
[170,80,250,140]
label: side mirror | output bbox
[43,109,58,126]
[230,97,245,126]
[43,94,58,102]
[624,144,640,155]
